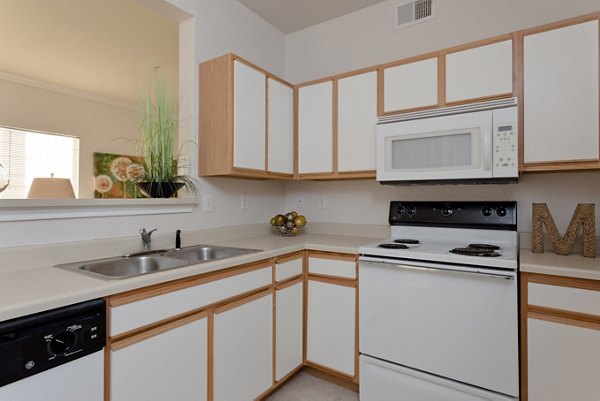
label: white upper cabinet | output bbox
[337,71,378,172]
[523,20,599,164]
[298,81,333,174]
[383,57,438,113]
[267,78,294,175]
[446,40,513,103]
[233,60,266,171]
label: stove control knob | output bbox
[496,207,508,217]
[395,205,406,216]
[406,205,416,216]
[441,206,453,217]
[481,206,493,217]
[48,330,77,356]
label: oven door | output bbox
[359,257,519,397]
[376,110,493,182]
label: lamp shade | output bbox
[27,177,76,199]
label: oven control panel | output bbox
[389,201,517,229]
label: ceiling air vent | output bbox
[395,0,435,30]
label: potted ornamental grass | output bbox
[135,70,196,198]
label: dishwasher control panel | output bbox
[0,298,106,387]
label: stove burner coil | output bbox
[450,247,501,257]
[394,239,421,244]
[468,243,502,251]
[378,243,409,249]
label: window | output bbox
[0,127,79,199]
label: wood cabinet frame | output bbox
[198,53,294,179]
[521,272,600,401]
[515,13,600,172]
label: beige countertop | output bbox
[0,231,380,322]
[520,247,600,281]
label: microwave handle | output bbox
[482,127,492,171]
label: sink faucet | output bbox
[140,228,157,250]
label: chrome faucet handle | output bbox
[140,228,157,250]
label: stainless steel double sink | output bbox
[55,245,262,279]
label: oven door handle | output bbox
[360,257,516,280]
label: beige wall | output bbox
[285,0,600,83]
[282,0,600,233]
[0,76,139,198]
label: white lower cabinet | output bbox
[110,314,208,401]
[307,280,355,376]
[528,317,600,401]
[275,281,304,381]
[213,292,273,401]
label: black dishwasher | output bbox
[0,298,106,399]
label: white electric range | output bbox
[359,201,519,401]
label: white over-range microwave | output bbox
[376,98,518,184]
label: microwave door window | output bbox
[391,133,473,171]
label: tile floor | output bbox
[265,372,359,401]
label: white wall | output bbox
[284,171,600,234]
[283,0,600,234]
[0,0,287,248]
[285,0,600,83]
[0,76,139,198]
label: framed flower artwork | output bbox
[93,152,147,198]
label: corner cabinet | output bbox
[520,17,600,171]
[522,272,600,401]
[198,54,294,179]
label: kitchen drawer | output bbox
[528,282,600,316]
[276,255,303,282]
[110,265,272,336]
[308,256,356,279]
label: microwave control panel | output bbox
[493,122,518,177]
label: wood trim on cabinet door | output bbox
[308,250,358,262]
[377,66,385,117]
[513,31,525,172]
[353,261,359,384]
[275,275,303,290]
[265,76,270,173]
[520,272,529,401]
[110,311,209,352]
[528,305,600,329]
[307,273,357,288]
[276,251,304,264]
[437,53,446,108]
[302,251,308,364]
[213,288,273,315]
[293,85,300,179]
[207,310,214,401]
[528,272,600,292]
[104,299,111,401]
[332,79,339,174]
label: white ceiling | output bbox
[238,0,387,34]
[0,0,178,105]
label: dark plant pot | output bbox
[136,182,184,199]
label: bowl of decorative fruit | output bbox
[270,211,307,237]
